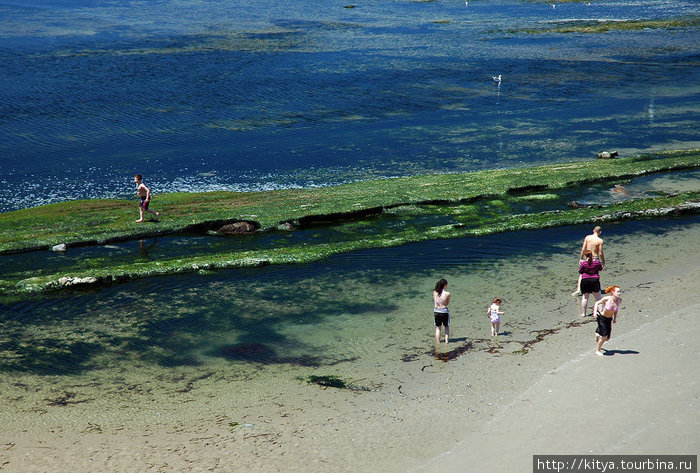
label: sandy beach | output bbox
[414,269,700,473]
[1,219,699,473]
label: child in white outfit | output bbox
[487,297,504,337]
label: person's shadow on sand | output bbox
[602,349,640,356]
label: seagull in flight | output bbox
[492,74,501,83]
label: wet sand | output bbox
[1,220,699,473]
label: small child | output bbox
[487,297,504,337]
[134,174,159,222]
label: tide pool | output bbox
[1,216,698,381]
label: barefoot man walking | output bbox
[572,226,605,296]
[134,174,160,222]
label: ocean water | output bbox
[1,0,699,212]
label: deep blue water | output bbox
[1,0,699,212]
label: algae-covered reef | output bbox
[518,16,700,35]
[0,149,699,298]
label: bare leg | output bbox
[444,325,449,344]
[136,206,145,222]
[580,293,590,317]
[435,326,441,344]
[595,335,606,356]
[571,274,582,296]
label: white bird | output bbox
[492,74,501,83]
[465,1,468,6]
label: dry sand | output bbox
[414,269,700,473]
[1,223,699,473]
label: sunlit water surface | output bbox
[1,0,699,212]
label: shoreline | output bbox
[1,219,699,472]
[414,267,700,473]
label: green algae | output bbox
[518,17,700,35]
[304,375,347,389]
[3,191,698,300]
[1,150,699,298]
[2,150,699,254]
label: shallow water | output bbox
[1,216,698,385]
[1,0,699,212]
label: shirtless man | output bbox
[134,174,159,222]
[572,226,604,296]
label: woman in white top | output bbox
[433,278,451,344]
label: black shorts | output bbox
[139,197,149,210]
[580,277,601,294]
[595,315,613,339]
[434,312,449,327]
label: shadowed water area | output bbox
[1,0,699,212]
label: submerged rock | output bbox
[568,201,593,209]
[219,342,276,362]
[278,222,296,231]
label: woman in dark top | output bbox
[578,250,603,317]
[433,278,451,344]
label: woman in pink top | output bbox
[578,250,603,317]
[593,285,622,356]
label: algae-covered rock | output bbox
[217,221,259,234]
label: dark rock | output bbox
[217,221,259,234]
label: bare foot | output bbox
[595,350,604,357]
[571,290,581,296]
[135,219,143,222]
[580,313,586,317]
